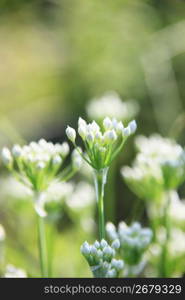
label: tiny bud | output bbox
[66,126,76,143]
[103,246,113,256]
[78,125,87,140]
[106,269,117,278]
[86,133,94,143]
[129,120,137,133]
[78,117,87,128]
[100,239,108,248]
[12,145,22,158]
[1,148,13,165]
[103,117,112,129]
[81,242,91,255]
[104,130,117,143]
[94,240,100,248]
[111,239,120,249]
[60,142,70,157]
[37,162,45,170]
[123,127,130,136]
[91,245,97,256]
[52,155,62,165]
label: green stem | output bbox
[159,191,171,277]
[37,213,48,277]
[93,168,109,240]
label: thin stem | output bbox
[37,212,48,277]
[159,191,171,277]
[93,168,109,240]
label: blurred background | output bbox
[0,0,185,277]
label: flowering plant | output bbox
[66,117,137,240]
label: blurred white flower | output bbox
[0,225,5,242]
[168,229,185,257]
[4,264,27,278]
[86,91,139,121]
[168,191,185,226]
[66,182,95,210]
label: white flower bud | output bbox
[52,155,62,165]
[100,239,108,248]
[111,259,124,270]
[91,121,100,133]
[12,145,22,158]
[116,121,124,133]
[111,239,120,249]
[106,269,117,278]
[78,117,87,128]
[38,139,47,148]
[96,249,103,258]
[86,133,94,143]
[123,126,131,136]
[103,246,113,256]
[66,126,76,143]
[81,242,91,255]
[128,120,137,133]
[60,142,70,157]
[78,125,87,140]
[1,148,13,165]
[104,130,117,143]
[94,240,100,248]
[37,162,46,170]
[103,117,112,129]
[95,131,103,142]
[91,245,97,256]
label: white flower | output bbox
[86,91,139,121]
[4,264,27,278]
[12,144,22,158]
[1,147,12,165]
[66,126,76,143]
[103,117,112,130]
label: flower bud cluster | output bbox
[121,135,185,201]
[81,239,124,278]
[1,139,82,192]
[66,117,137,170]
[106,222,153,265]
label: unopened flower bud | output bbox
[66,126,76,143]
[12,145,22,158]
[111,239,120,249]
[103,117,112,129]
[129,120,137,133]
[101,239,108,248]
[1,148,13,165]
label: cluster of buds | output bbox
[135,135,185,190]
[121,135,185,201]
[81,239,124,278]
[121,158,164,202]
[86,91,139,122]
[1,139,82,193]
[106,222,153,266]
[66,117,137,170]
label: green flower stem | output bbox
[37,213,48,277]
[159,191,171,277]
[105,160,116,223]
[94,167,109,240]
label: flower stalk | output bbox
[37,213,48,277]
[94,168,109,240]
